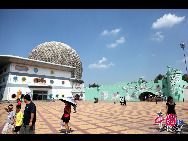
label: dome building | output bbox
[0,41,85,101]
[28,41,83,79]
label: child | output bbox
[17,98,21,109]
[13,105,23,134]
[2,104,15,134]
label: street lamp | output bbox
[180,43,188,75]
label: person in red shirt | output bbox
[17,98,21,109]
[61,102,71,134]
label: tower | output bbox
[166,66,184,102]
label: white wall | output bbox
[1,63,74,100]
[9,73,72,87]
[11,63,71,78]
[184,89,188,101]
[51,88,72,99]
[0,64,10,100]
[1,62,85,101]
[10,63,72,86]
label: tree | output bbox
[182,74,188,83]
[142,80,147,83]
[154,74,166,83]
[89,83,100,88]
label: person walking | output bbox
[166,96,178,126]
[120,97,123,105]
[73,98,77,113]
[2,104,15,134]
[13,105,23,134]
[166,96,177,116]
[61,102,71,134]
[20,94,36,134]
[119,97,122,105]
[123,96,126,106]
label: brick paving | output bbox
[0,100,188,134]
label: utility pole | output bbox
[180,43,188,75]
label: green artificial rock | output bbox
[85,66,188,102]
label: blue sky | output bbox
[1,9,188,87]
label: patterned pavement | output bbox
[0,100,188,134]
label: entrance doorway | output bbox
[75,94,80,100]
[33,90,48,100]
[139,92,155,101]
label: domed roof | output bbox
[28,41,82,79]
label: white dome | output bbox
[28,41,82,79]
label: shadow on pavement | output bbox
[59,128,74,134]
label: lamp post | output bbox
[180,43,188,75]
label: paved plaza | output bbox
[0,100,188,134]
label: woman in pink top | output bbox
[61,102,71,134]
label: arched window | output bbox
[11,94,17,99]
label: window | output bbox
[34,78,38,83]
[2,78,5,82]
[15,65,29,72]
[34,78,46,83]
[33,68,38,73]
[21,94,25,99]
[56,94,59,98]
[50,70,54,75]
[62,81,65,85]
[11,94,17,99]
[13,76,18,82]
[22,77,27,82]
[50,80,54,84]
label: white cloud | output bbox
[116,36,125,44]
[101,28,121,35]
[107,43,118,48]
[152,13,185,29]
[101,30,109,35]
[89,57,115,69]
[107,36,125,48]
[151,31,164,42]
[98,57,107,64]
[176,57,188,63]
[152,54,156,57]
[111,28,121,34]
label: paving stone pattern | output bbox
[0,101,188,134]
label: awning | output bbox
[69,78,84,83]
[28,83,52,88]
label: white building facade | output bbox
[0,55,85,101]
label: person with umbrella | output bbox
[60,97,76,134]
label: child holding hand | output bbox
[13,105,23,134]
